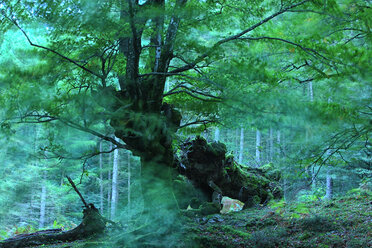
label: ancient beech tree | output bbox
[0,0,369,240]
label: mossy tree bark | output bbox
[176,136,283,208]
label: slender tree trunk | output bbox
[60,171,65,186]
[306,129,316,192]
[39,171,47,229]
[33,125,41,226]
[308,82,316,190]
[309,82,314,102]
[110,137,119,219]
[256,129,261,166]
[107,142,112,219]
[107,169,111,219]
[99,141,104,214]
[238,127,244,164]
[311,169,317,192]
[276,130,281,158]
[325,171,333,199]
[325,97,333,199]
[127,151,131,218]
[214,127,220,142]
[269,128,273,162]
[283,177,288,201]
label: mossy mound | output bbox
[175,136,282,207]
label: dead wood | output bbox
[174,136,282,208]
[0,177,109,248]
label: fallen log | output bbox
[174,136,282,209]
[0,176,109,248]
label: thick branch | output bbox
[157,0,187,73]
[127,0,141,59]
[147,0,165,72]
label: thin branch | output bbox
[164,90,221,102]
[344,33,365,44]
[2,14,103,79]
[170,0,310,74]
[294,77,314,84]
[58,118,127,149]
[163,85,221,100]
[45,146,119,161]
[307,126,370,185]
[14,113,127,149]
[283,60,309,72]
[139,71,189,77]
[326,27,366,37]
[166,81,187,94]
[66,176,88,208]
[238,36,331,63]
[179,120,216,129]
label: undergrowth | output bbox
[2,189,371,248]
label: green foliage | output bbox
[52,220,64,229]
[0,0,370,246]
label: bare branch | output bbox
[180,119,216,129]
[14,113,128,149]
[164,90,221,102]
[58,119,127,149]
[307,126,370,185]
[139,71,189,77]
[66,176,88,208]
[44,145,119,161]
[238,36,331,63]
[282,60,309,72]
[163,85,221,100]
[294,77,314,84]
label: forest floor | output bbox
[186,189,371,248]
[13,189,372,248]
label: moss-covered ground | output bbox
[187,189,371,248]
[9,190,372,248]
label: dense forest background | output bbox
[0,0,370,247]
